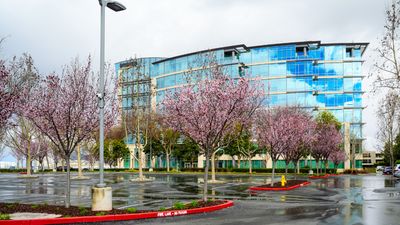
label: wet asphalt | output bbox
[0,172,399,225]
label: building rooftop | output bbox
[152,41,369,64]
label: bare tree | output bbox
[82,138,98,171]
[159,127,179,172]
[5,116,37,176]
[120,58,152,181]
[377,91,400,172]
[372,0,400,90]
[0,143,5,160]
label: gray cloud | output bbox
[0,0,387,151]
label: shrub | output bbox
[95,212,106,216]
[78,206,88,215]
[343,169,368,174]
[31,204,39,209]
[159,207,167,211]
[190,200,198,207]
[0,214,10,220]
[173,202,185,210]
[126,207,137,213]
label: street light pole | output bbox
[93,0,126,211]
[98,0,106,188]
[97,0,126,188]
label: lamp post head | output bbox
[98,0,126,12]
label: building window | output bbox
[296,46,307,57]
[363,153,370,158]
[224,50,236,58]
[346,47,353,58]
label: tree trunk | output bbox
[151,157,155,169]
[271,160,275,185]
[158,157,162,169]
[62,160,65,172]
[77,144,83,177]
[238,158,241,169]
[203,151,210,201]
[166,152,170,172]
[285,162,288,177]
[296,160,300,174]
[27,141,31,176]
[351,143,356,171]
[320,161,322,175]
[65,157,71,208]
[231,156,236,168]
[316,160,319,175]
[248,158,252,174]
[138,146,143,180]
[211,151,216,181]
[324,160,327,174]
[46,155,50,170]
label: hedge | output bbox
[132,167,337,174]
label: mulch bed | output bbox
[254,180,307,189]
[308,174,330,179]
[0,200,225,217]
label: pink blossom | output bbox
[162,68,263,200]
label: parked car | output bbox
[394,164,400,172]
[56,166,68,171]
[376,166,384,172]
[394,170,400,178]
[383,166,393,175]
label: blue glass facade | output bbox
[116,41,368,142]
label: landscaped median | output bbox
[0,200,233,225]
[249,180,311,191]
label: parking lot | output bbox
[0,172,399,225]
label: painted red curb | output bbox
[308,174,329,179]
[249,181,311,191]
[0,200,234,225]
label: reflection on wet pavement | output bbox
[1,173,400,225]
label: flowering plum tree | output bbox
[162,55,263,201]
[0,54,38,140]
[282,109,316,175]
[255,107,304,184]
[0,61,15,137]
[329,149,346,170]
[31,138,49,172]
[25,57,117,207]
[311,124,342,175]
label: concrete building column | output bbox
[344,122,351,170]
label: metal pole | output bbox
[97,0,106,188]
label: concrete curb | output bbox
[249,181,311,191]
[0,200,234,225]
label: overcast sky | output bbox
[0,0,389,160]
